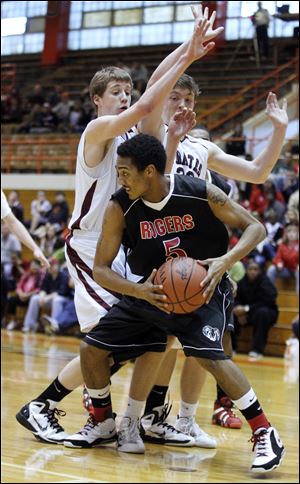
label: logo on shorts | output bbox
[202,325,220,342]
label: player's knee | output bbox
[80,340,108,363]
[197,357,223,373]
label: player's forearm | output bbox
[226,223,266,268]
[146,42,189,89]
[252,125,287,183]
[165,135,181,174]
[5,214,39,253]
[141,53,191,114]
[93,266,140,299]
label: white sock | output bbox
[87,384,110,400]
[124,397,145,418]
[232,388,257,410]
[179,401,199,418]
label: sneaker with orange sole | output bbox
[212,397,243,429]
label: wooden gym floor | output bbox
[1,330,299,483]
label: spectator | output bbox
[29,190,52,233]
[1,224,22,277]
[52,91,73,132]
[263,181,286,224]
[1,264,9,327]
[21,258,70,333]
[254,208,283,266]
[48,191,69,230]
[287,188,299,214]
[7,191,24,223]
[189,124,210,140]
[267,223,299,292]
[247,184,268,215]
[69,101,89,133]
[5,260,44,331]
[233,260,279,361]
[284,314,299,362]
[130,61,149,94]
[27,83,45,107]
[41,277,79,335]
[35,222,65,259]
[251,2,271,60]
[48,84,63,107]
[225,123,246,157]
[4,251,26,292]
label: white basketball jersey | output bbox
[163,125,209,180]
[69,125,137,233]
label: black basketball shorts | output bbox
[84,277,233,361]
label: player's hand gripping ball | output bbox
[154,257,207,313]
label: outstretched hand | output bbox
[187,17,216,62]
[33,247,50,269]
[265,92,288,129]
[191,4,224,42]
[168,108,196,140]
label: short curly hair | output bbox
[117,134,166,174]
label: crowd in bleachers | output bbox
[1,61,148,134]
[1,190,80,336]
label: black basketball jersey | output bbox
[112,174,229,277]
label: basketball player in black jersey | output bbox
[64,134,285,474]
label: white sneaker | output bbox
[16,400,69,444]
[248,351,263,362]
[117,416,145,454]
[6,320,18,331]
[64,415,117,448]
[251,427,285,473]
[141,404,194,447]
[41,315,59,335]
[175,416,217,448]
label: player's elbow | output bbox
[256,221,267,243]
[138,99,155,118]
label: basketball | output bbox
[154,257,208,314]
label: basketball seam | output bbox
[170,258,187,313]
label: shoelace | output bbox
[78,414,98,435]
[46,408,66,431]
[119,417,140,441]
[249,429,268,455]
[156,402,183,434]
[177,416,195,434]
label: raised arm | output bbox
[199,183,266,302]
[86,18,214,147]
[138,12,220,140]
[207,92,288,183]
[93,200,169,311]
[165,108,196,173]
[3,212,50,269]
[146,6,223,88]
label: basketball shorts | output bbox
[65,230,141,332]
[84,277,233,361]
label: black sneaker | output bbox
[16,400,69,444]
[250,426,285,473]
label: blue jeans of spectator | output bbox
[267,265,299,293]
[23,294,71,331]
[56,299,78,330]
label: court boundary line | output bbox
[1,462,108,482]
